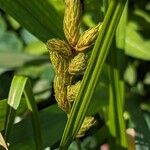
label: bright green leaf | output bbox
[0,99,27,131]
[7,76,27,109]
[124,63,137,85]
[4,75,43,150]
[24,41,47,55]
[6,15,20,30]
[125,22,150,60]
[20,28,39,44]
[0,132,8,150]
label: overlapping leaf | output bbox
[0,0,64,42]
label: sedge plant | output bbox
[1,0,144,149]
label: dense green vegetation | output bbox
[0,0,150,149]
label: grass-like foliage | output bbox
[0,0,149,150]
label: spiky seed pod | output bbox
[46,0,98,134]
[52,53,72,112]
[54,75,71,112]
[63,0,82,47]
[47,39,73,59]
[77,116,96,137]
[67,81,81,102]
[69,53,87,75]
[75,23,102,52]
[50,52,61,72]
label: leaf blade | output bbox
[24,80,43,150]
[0,132,8,150]
[4,76,27,141]
[3,75,43,150]
[0,0,64,42]
[125,24,150,60]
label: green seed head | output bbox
[54,75,71,112]
[67,81,81,102]
[46,0,97,133]
[77,116,96,137]
[47,39,73,59]
[69,53,87,75]
[63,0,82,47]
[75,23,102,51]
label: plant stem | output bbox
[60,0,127,149]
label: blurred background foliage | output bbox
[0,0,150,149]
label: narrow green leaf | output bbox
[0,100,7,132]
[107,2,128,149]
[107,69,117,138]
[108,48,128,149]
[0,132,8,150]
[3,75,43,150]
[0,99,27,132]
[4,76,27,141]
[0,0,64,42]
[7,76,27,110]
[125,22,150,60]
[60,1,127,149]
[24,80,43,150]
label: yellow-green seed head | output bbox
[75,23,102,51]
[67,81,81,102]
[69,53,87,75]
[50,52,62,72]
[77,116,96,137]
[63,0,82,47]
[54,75,71,113]
[47,39,73,59]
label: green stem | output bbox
[60,0,127,149]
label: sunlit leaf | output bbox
[125,22,150,60]
[4,75,43,150]
[0,132,8,150]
